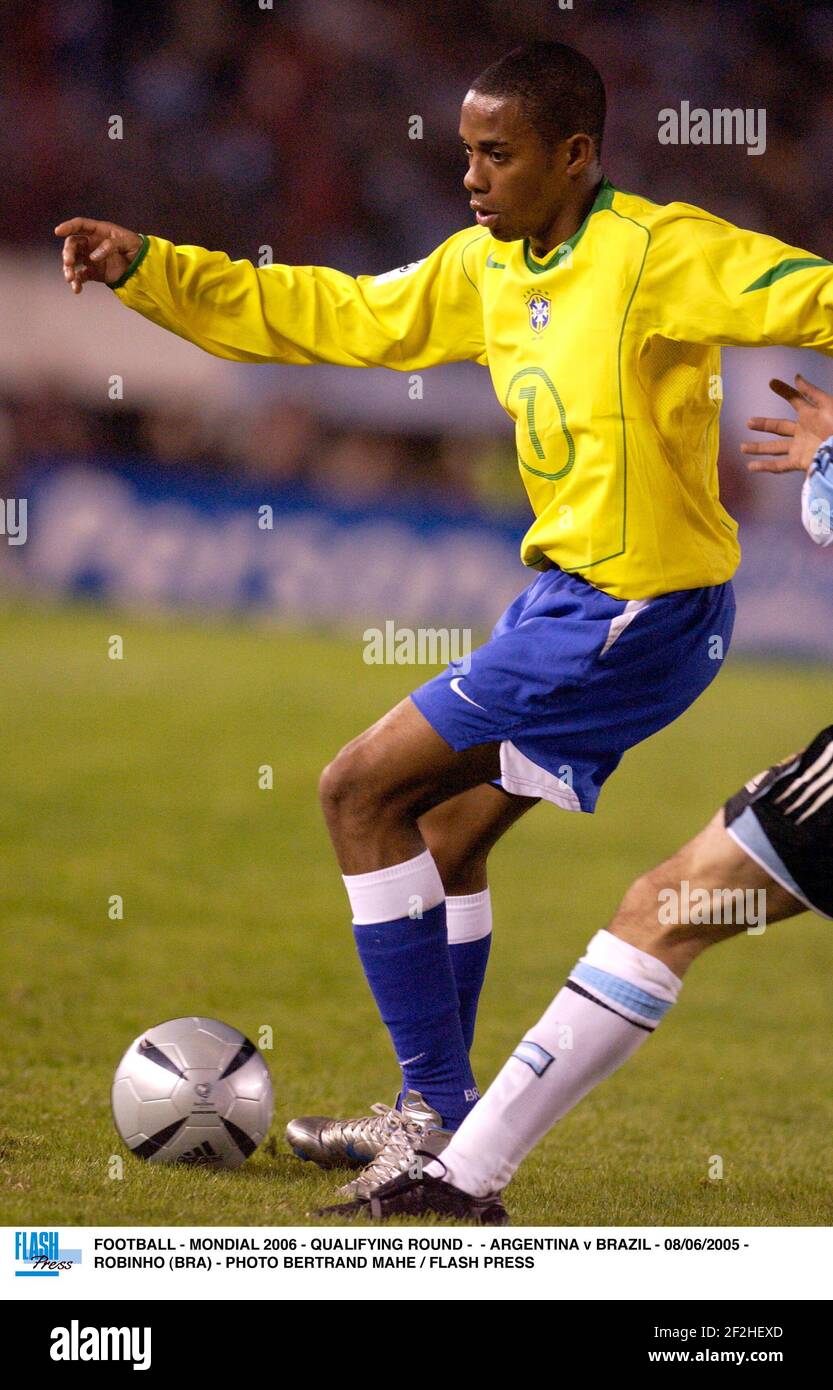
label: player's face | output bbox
[459,91,569,244]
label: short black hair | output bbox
[470,41,606,153]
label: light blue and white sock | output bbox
[446,889,492,1053]
[345,850,479,1130]
[429,929,682,1196]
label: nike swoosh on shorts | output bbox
[449,676,487,711]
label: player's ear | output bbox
[564,133,597,177]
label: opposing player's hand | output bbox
[741,374,833,474]
[54,218,143,294]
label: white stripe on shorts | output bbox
[599,599,651,657]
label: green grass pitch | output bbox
[1,599,831,1227]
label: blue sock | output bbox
[449,934,492,1052]
[352,902,479,1130]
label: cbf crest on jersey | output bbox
[524,290,551,334]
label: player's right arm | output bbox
[741,374,833,546]
[54,217,488,371]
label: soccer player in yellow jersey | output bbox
[57,41,833,1220]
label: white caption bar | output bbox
[5,1226,831,1301]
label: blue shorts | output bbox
[411,567,736,813]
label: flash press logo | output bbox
[14,1229,81,1277]
[50,1321,152,1371]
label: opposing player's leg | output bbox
[422,808,804,1207]
[285,782,536,1170]
[328,731,833,1221]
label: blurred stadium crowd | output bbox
[1,0,831,520]
[4,0,832,264]
[0,388,520,517]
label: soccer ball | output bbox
[112,1017,274,1168]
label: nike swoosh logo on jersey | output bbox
[486,253,506,269]
[450,676,487,710]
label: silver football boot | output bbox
[286,1100,404,1170]
[334,1090,452,1200]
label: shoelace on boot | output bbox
[320,1101,399,1153]
[336,1110,428,1197]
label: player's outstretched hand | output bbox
[741,374,833,474]
[54,218,143,294]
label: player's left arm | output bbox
[646,213,833,353]
[741,373,833,546]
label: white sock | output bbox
[342,848,444,924]
[445,889,492,944]
[427,929,682,1196]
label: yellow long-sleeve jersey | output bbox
[112,176,833,598]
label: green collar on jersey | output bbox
[523,176,615,274]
